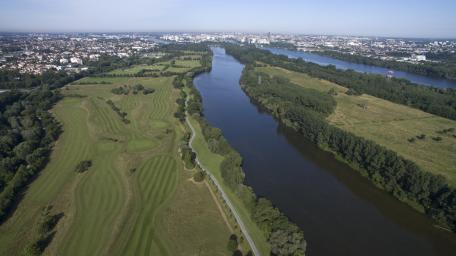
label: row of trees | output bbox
[106,100,130,124]
[22,205,63,256]
[225,44,456,121]
[179,132,196,170]
[182,52,307,254]
[317,50,456,81]
[111,84,155,95]
[0,89,62,223]
[0,69,87,90]
[238,62,456,232]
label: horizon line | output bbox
[1,30,456,40]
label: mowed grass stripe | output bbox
[122,156,178,256]
[61,153,126,256]
[58,98,127,255]
[150,84,172,120]
[88,98,118,135]
[35,101,91,197]
[125,158,166,255]
[94,98,124,134]
[138,157,177,256]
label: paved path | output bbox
[185,96,261,256]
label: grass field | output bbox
[107,64,163,75]
[257,66,456,185]
[0,72,231,255]
[106,56,202,76]
[157,169,233,256]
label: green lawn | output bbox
[174,59,201,68]
[105,57,202,76]
[257,66,456,185]
[107,64,163,75]
[158,169,233,256]
[0,73,231,255]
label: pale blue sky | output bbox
[1,0,455,38]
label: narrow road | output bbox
[185,96,261,256]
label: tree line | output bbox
[225,44,456,121]
[106,100,130,124]
[237,61,456,233]
[0,89,62,223]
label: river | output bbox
[193,47,456,256]
[265,47,456,89]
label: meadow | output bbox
[257,66,456,185]
[0,60,232,255]
[106,64,161,75]
[106,57,202,76]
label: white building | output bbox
[70,57,83,65]
[59,58,68,64]
[257,39,270,45]
[89,54,100,61]
[117,52,129,58]
[415,55,426,61]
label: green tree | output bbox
[227,234,238,252]
[193,170,205,182]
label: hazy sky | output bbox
[1,0,455,38]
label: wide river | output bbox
[265,47,456,89]
[193,47,456,256]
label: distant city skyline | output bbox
[1,0,456,38]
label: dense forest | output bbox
[182,56,307,255]
[225,44,456,121]
[316,50,456,81]
[0,89,62,223]
[160,42,213,53]
[0,69,87,90]
[235,58,456,232]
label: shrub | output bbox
[416,134,426,140]
[75,160,92,173]
[227,234,238,252]
[193,170,205,182]
[432,136,443,141]
[142,88,155,95]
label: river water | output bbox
[193,47,456,256]
[265,47,456,89]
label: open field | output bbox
[257,66,456,185]
[0,71,231,255]
[187,112,271,255]
[107,64,163,75]
[174,59,202,68]
[106,56,202,76]
[157,170,233,256]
